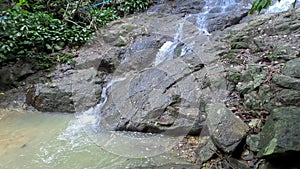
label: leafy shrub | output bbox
[89,7,119,28]
[0,7,92,67]
[0,0,152,68]
[117,0,151,15]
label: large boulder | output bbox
[282,58,300,78]
[98,57,207,136]
[272,74,300,90]
[0,60,36,90]
[204,7,249,32]
[0,87,27,109]
[206,103,249,153]
[257,107,300,159]
[26,68,102,113]
[114,33,173,74]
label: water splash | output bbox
[265,0,300,13]
[154,41,177,66]
[35,78,127,166]
[196,0,237,35]
[154,22,184,66]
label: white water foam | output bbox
[265,0,300,13]
[36,78,126,165]
[154,41,177,66]
[154,22,184,66]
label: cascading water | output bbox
[77,77,185,158]
[75,78,126,133]
[194,0,237,35]
[154,22,184,66]
[265,0,300,13]
[154,0,238,66]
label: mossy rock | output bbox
[258,107,300,158]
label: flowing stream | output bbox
[0,1,298,168]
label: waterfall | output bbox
[196,0,237,35]
[154,0,238,65]
[76,77,126,133]
[154,22,184,66]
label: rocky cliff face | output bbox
[1,1,299,168]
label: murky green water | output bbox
[0,109,187,169]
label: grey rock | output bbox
[246,134,261,152]
[0,87,27,109]
[244,84,273,110]
[116,34,173,74]
[227,67,242,83]
[26,68,102,113]
[282,58,300,78]
[275,89,300,106]
[135,163,201,169]
[272,74,300,90]
[205,9,249,32]
[236,81,255,94]
[236,65,268,94]
[75,46,121,71]
[227,7,300,56]
[75,19,149,71]
[148,0,206,14]
[98,58,207,135]
[258,107,300,158]
[195,136,217,164]
[241,64,267,82]
[0,60,36,90]
[206,103,249,153]
[227,157,252,169]
[244,91,261,110]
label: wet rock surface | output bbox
[99,57,208,136]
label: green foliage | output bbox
[249,0,271,14]
[0,0,151,68]
[250,0,297,14]
[16,0,29,8]
[89,7,119,28]
[0,7,92,67]
[117,0,150,15]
